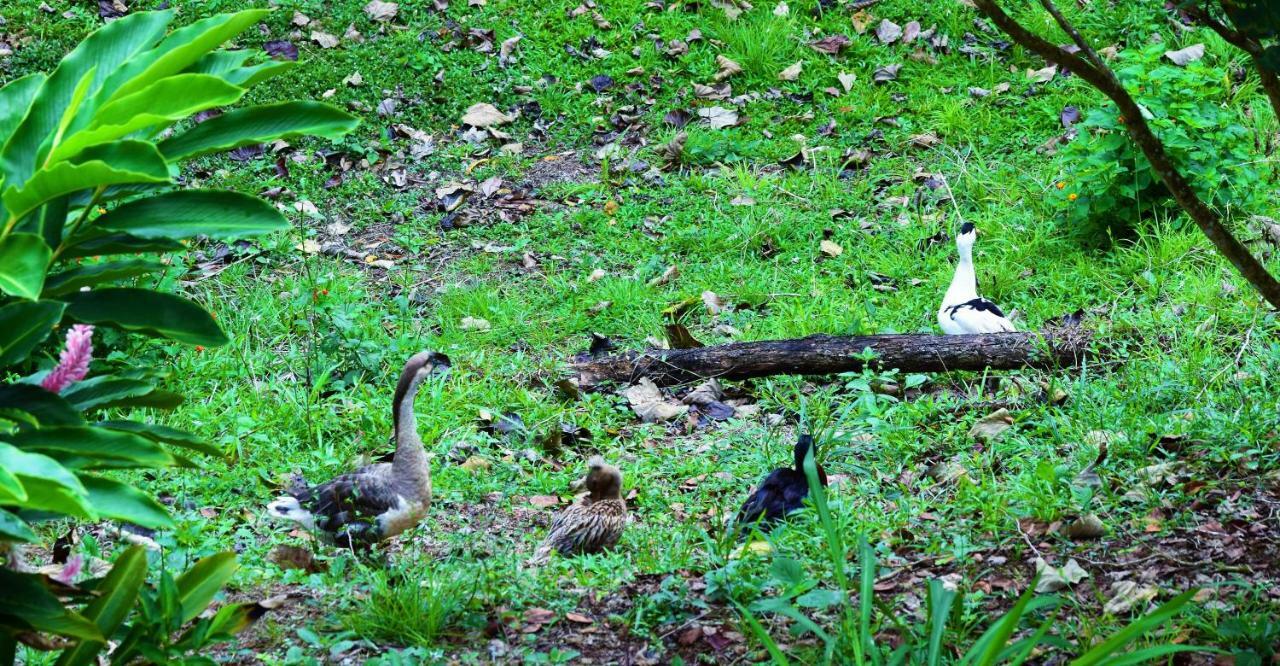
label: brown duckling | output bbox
[528,456,627,564]
[266,351,448,549]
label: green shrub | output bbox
[0,8,356,662]
[1050,43,1263,230]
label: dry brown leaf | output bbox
[1064,513,1105,540]
[698,106,739,129]
[1164,43,1205,66]
[969,408,1013,441]
[1026,64,1057,83]
[1103,581,1158,614]
[647,264,679,287]
[819,239,843,257]
[701,290,724,315]
[909,132,940,149]
[777,60,803,81]
[714,55,742,81]
[363,0,398,21]
[461,102,513,128]
[623,378,689,422]
[837,71,856,92]
[310,31,340,48]
[1034,558,1088,593]
[876,19,902,44]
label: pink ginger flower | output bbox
[41,324,94,394]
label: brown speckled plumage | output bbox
[529,457,627,564]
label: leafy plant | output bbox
[1050,43,1262,231]
[0,7,356,661]
[729,434,1202,664]
[342,561,479,649]
[0,548,260,665]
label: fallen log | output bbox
[572,330,1093,390]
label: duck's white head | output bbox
[955,222,977,256]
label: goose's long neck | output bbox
[391,374,427,480]
[943,244,978,305]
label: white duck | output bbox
[938,222,1016,334]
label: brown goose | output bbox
[267,351,448,549]
[528,456,627,564]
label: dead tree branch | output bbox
[571,330,1092,390]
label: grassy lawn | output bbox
[5,0,1279,662]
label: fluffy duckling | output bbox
[938,222,1016,334]
[734,434,827,533]
[528,456,627,564]
[266,351,448,549]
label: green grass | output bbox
[5,0,1280,663]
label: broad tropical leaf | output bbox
[64,287,228,347]
[94,190,288,241]
[6,425,174,469]
[80,475,173,528]
[0,11,172,192]
[0,232,51,300]
[0,383,83,426]
[42,258,163,297]
[186,49,296,88]
[105,10,270,102]
[54,546,148,666]
[61,232,184,259]
[99,420,222,457]
[0,463,25,503]
[0,441,91,516]
[0,508,38,542]
[50,74,246,163]
[0,299,66,366]
[175,552,238,624]
[2,140,170,221]
[0,568,103,640]
[159,102,360,161]
[0,73,46,148]
[61,377,156,411]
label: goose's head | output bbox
[956,222,977,250]
[405,350,451,382]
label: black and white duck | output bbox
[938,222,1016,335]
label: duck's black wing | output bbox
[291,466,404,547]
[735,468,809,531]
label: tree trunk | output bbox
[974,0,1280,310]
[572,330,1092,390]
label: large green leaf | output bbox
[0,508,38,542]
[43,258,163,297]
[0,568,103,640]
[2,140,171,222]
[99,420,222,457]
[6,426,174,469]
[61,232,184,259]
[59,377,153,412]
[0,442,91,517]
[65,287,228,346]
[184,49,296,88]
[55,546,148,666]
[94,189,288,241]
[105,10,270,103]
[159,102,360,161]
[0,11,172,193]
[0,383,83,426]
[175,552,238,624]
[80,475,174,529]
[0,463,25,503]
[0,299,65,366]
[0,232,51,300]
[0,73,46,152]
[51,74,246,163]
